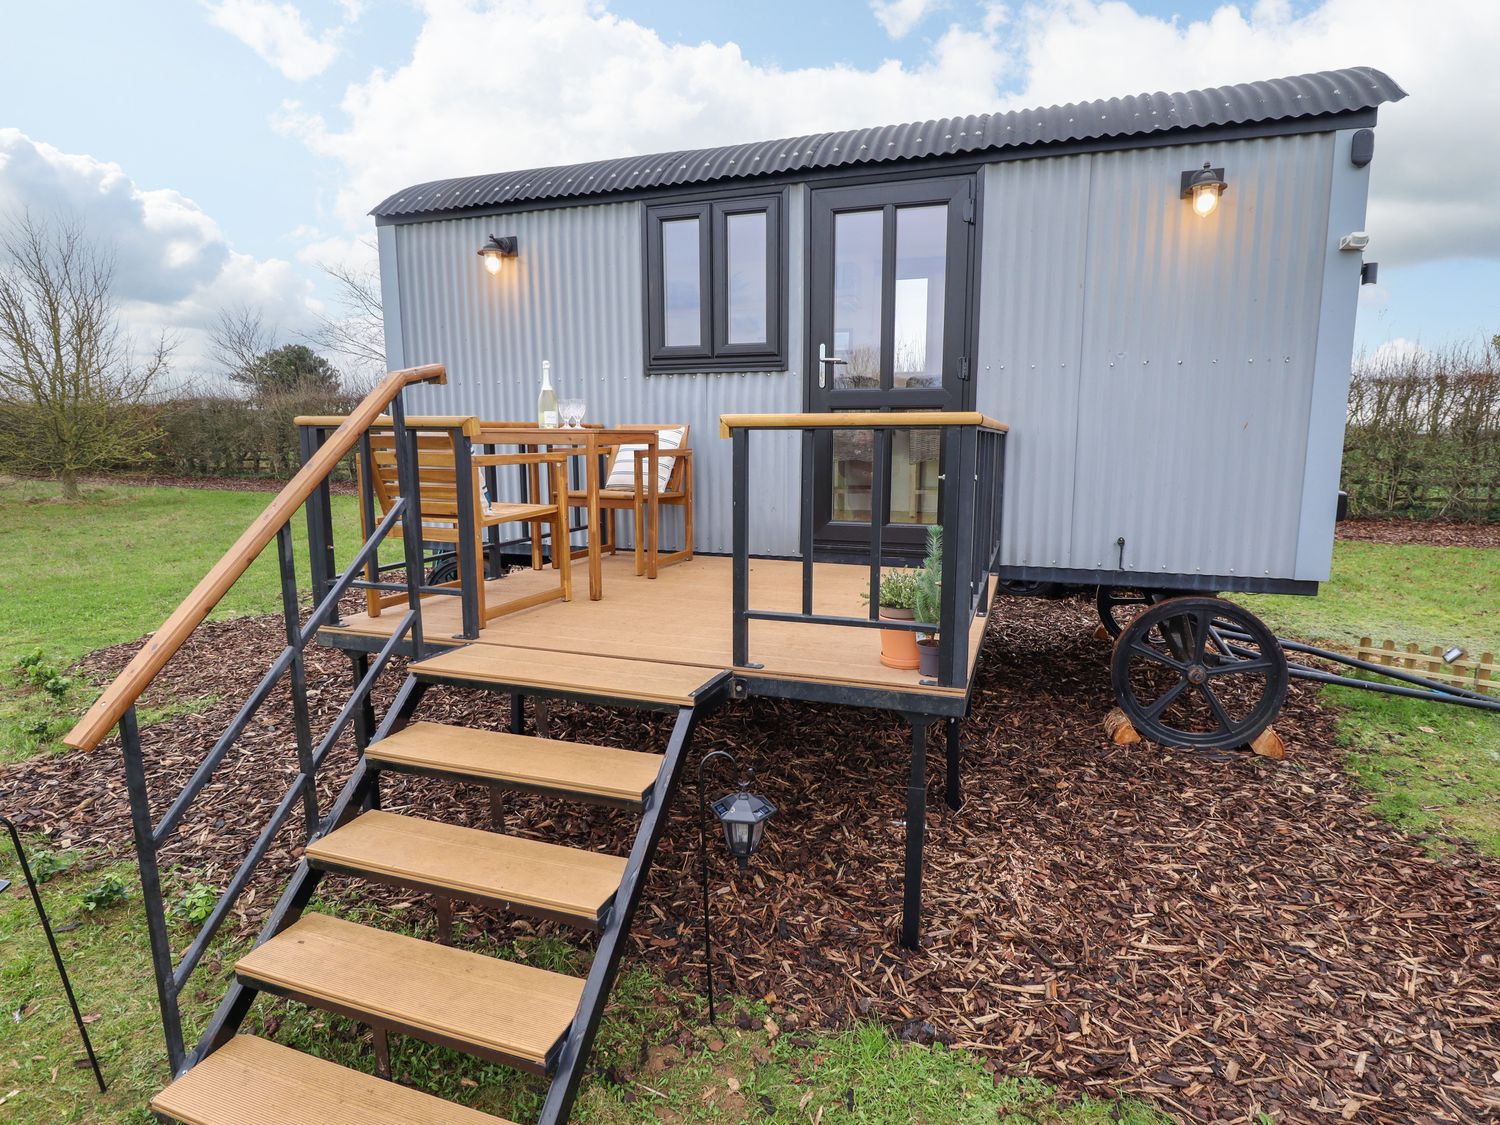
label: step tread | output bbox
[369,721,661,806]
[236,914,583,1070]
[152,1034,514,1125]
[412,645,719,707]
[307,810,626,926]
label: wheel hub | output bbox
[1186,664,1208,685]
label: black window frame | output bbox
[644,189,786,374]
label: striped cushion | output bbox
[606,427,684,491]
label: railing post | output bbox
[358,431,378,609]
[299,423,340,626]
[120,706,186,1075]
[938,426,977,686]
[731,427,751,669]
[801,429,815,616]
[390,394,427,659]
[868,428,890,620]
[276,525,320,838]
[450,426,482,640]
[484,459,504,579]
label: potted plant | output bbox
[913,525,943,678]
[869,569,922,670]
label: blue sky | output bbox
[1,0,1494,374]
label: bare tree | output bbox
[209,303,273,383]
[307,243,386,387]
[0,212,171,500]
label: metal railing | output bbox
[721,412,1007,689]
[64,366,445,1075]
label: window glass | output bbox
[725,211,768,345]
[893,205,946,390]
[831,208,883,390]
[661,217,701,348]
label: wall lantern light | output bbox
[1181,161,1227,218]
[477,234,519,275]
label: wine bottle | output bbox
[537,360,559,429]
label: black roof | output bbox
[372,66,1404,220]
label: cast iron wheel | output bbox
[1095,586,1167,638]
[1110,596,1289,750]
[998,579,1068,599]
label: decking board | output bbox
[329,555,989,701]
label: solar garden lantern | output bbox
[696,749,776,1024]
[712,782,776,875]
[477,234,518,275]
[1181,161,1227,218]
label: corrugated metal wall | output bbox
[382,130,1353,582]
[976,131,1337,581]
[387,192,805,555]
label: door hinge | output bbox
[962,183,975,224]
[958,356,971,381]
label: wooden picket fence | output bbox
[1355,637,1497,695]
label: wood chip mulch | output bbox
[3,597,1498,1124]
[1337,518,1500,549]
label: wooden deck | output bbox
[325,555,990,706]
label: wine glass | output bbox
[560,398,586,428]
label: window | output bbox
[645,192,785,372]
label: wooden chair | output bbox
[569,424,694,576]
[360,426,572,623]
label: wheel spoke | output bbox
[1191,608,1213,661]
[1143,677,1190,721]
[1131,640,1185,671]
[1199,683,1235,734]
[1205,657,1277,676]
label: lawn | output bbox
[0,477,362,765]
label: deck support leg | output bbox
[349,653,375,753]
[489,787,506,832]
[534,698,553,739]
[901,716,931,951]
[434,897,453,946]
[944,719,961,812]
[509,692,525,735]
[372,1027,391,1080]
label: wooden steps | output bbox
[152,1034,514,1125]
[368,721,662,808]
[307,810,626,928]
[235,913,583,1073]
[412,644,722,708]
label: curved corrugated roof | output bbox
[372,66,1404,219]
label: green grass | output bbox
[0,866,1166,1124]
[1238,541,1500,656]
[1236,539,1500,857]
[0,477,360,765]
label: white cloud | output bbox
[203,0,343,81]
[1369,337,1425,365]
[0,129,320,379]
[284,0,1494,277]
[282,0,1013,228]
[871,0,944,38]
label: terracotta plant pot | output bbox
[917,636,940,678]
[878,607,920,669]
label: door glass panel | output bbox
[831,429,873,523]
[661,217,701,347]
[831,209,883,390]
[892,204,947,390]
[890,428,940,525]
[725,211,768,344]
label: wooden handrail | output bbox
[717,411,1008,438]
[64,363,448,751]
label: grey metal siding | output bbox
[976,132,1336,583]
[388,191,806,555]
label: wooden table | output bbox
[476,424,661,601]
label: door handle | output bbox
[817,342,848,388]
